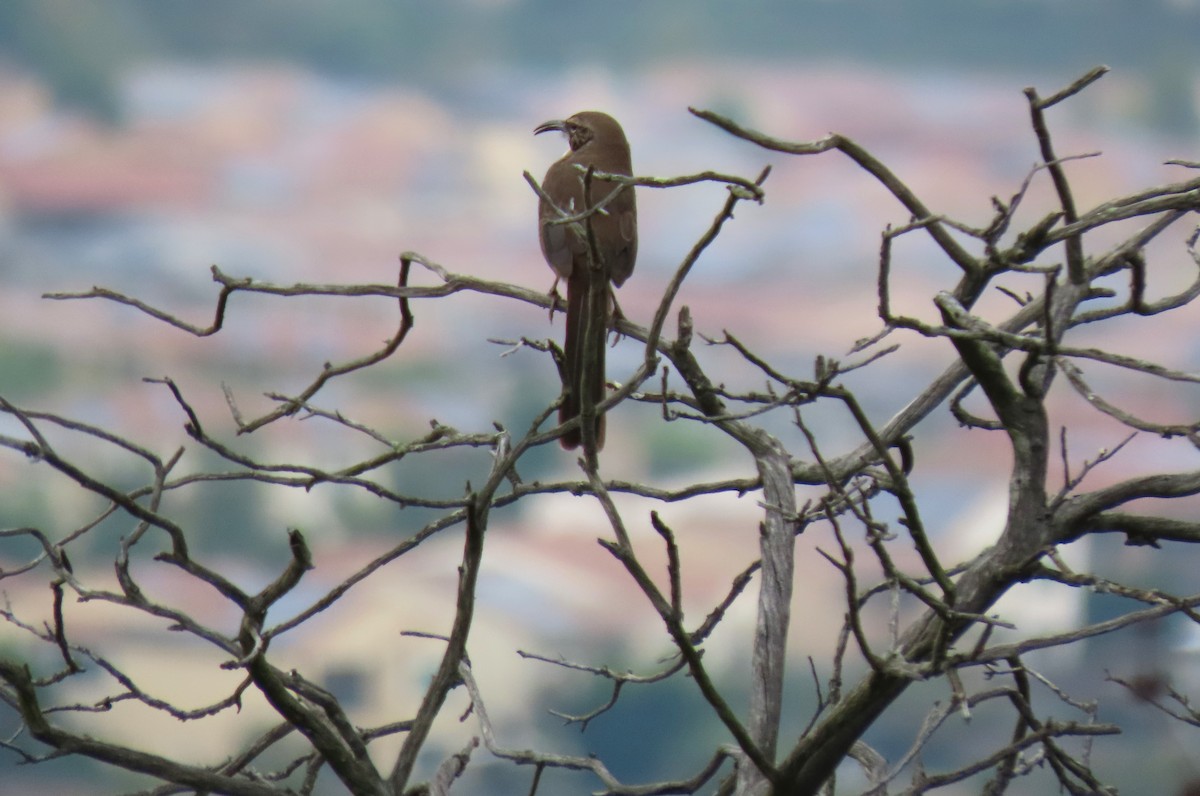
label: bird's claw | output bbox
[547,277,563,323]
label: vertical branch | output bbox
[577,165,605,457]
[388,500,486,791]
[742,433,798,791]
[1023,66,1109,284]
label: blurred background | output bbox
[2,1,1200,793]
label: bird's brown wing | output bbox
[538,166,583,281]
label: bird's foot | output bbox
[608,290,628,346]
[546,277,563,323]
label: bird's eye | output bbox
[569,126,591,149]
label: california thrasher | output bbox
[535,111,637,450]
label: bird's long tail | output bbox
[560,267,606,450]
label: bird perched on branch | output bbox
[535,111,637,450]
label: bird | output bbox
[535,111,637,451]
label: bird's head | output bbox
[534,111,627,152]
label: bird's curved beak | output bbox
[534,119,567,136]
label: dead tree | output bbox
[4,66,1200,795]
